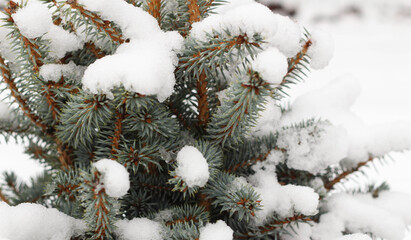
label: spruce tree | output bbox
[0,0,410,239]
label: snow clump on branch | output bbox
[93,159,130,198]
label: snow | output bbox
[251,47,288,85]
[115,218,164,240]
[338,234,372,240]
[277,121,349,174]
[366,121,411,158]
[0,202,86,240]
[44,25,83,59]
[191,1,302,57]
[12,1,52,39]
[0,12,18,62]
[250,97,282,137]
[312,192,411,240]
[39,61,86,82]
[282,222,312,240]
[248,166,318,225]
[199,220,233,240]
[93,159,130,198]
[307,29,334,70]
[175,146,210,188]
[0,102,12,121]
[78,0,183,101]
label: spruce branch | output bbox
[202,172,262,222]
[146,0,162,24]
[0,55,48,132]
[84,41,106,59]
[236,215,312,239]
[277,38,312,99]
[66,0,125,44]
[187,0,202,24]
[80,169,117,240]
[197,71,210,127]
[0,187,10,204]
[324,156,375,190]
[206,70,272,145]
[111,107,126,158]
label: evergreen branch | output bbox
[146,0,162,24]
[5,3,44,72]
[180,34,261,78]
[202,172,261,222]
[43,82,60,121]
[277,38,312,99]
[111,107,126,158]
[227,149,272,173]
[84,41,106,59]
[165,205,209,227]
[121,142,163,174]
[25,142,58,164]
[0,120,33,137]
[81,170,117,240]
[282,39,312,83]
[67,0,125,44]
[197,71,210,127]
[56,139,72,168]
[168,101,191,129]
[0,188,10,204]
[324,156,374,190]
[223,134,278,174]
[236,215,312,239]
[206,70,272,145]
[187,0,202,24]
[0,55,48,132]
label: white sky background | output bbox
[0,0,410,237]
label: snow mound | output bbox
[0,202,86,240]
[78,0,183,101]
[175,146,210,188]
[307,29,334,69]
[248,166,319,225]
[190,1,302,57]
[251,47,288,85]
[277,121,349,174]
[115,218,164,240]
[93,159,130,198]
[199,220,233,240]
[12,1,52,39]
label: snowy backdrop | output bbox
[0,0,410,238]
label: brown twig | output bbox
[324,156,374,190]
[69,1,124,44]
[281,39,312,85]
[0,56,48,132]
[84,41,105,59]
[187,0,201,24]
[197,71,210,127]
[237,216,312,239]
[0,188,10,204]
[146,0,162,24]
[111,109,125,157]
